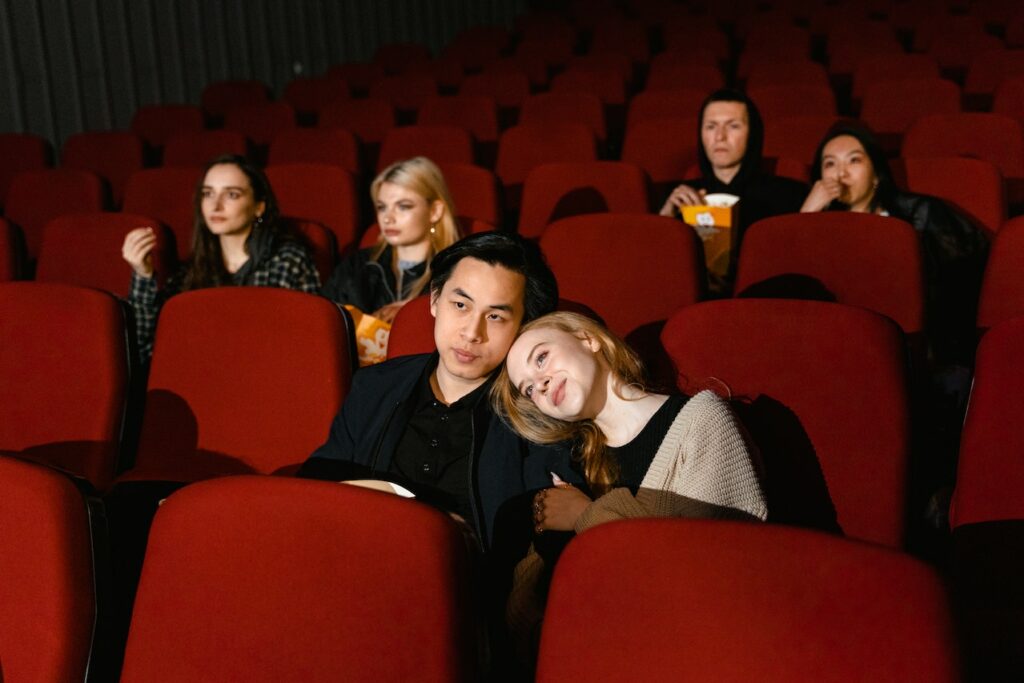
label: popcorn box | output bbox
[680,193,740,280]
[343,305,391,366]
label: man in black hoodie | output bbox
[659,88,808,244]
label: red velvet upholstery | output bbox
[417,95,499,144]
[496,123,597,209]
[549,67,627,105]
[993,75,1024,126]
[162,130,248,168]
[36,212,175,297]
[130,104,205,149]
[0,132,50,208]
[621,117,699,186]
[462,70,532,108]
[442,27,508,72]
[520,92,607,142]
[199,79,269,119]
[265,163,359,253]
[369,74,438,113]
[377,125,474,172]
[0,456,96,682]
[965,48,1024,96]
[387,294,434,360]
[762,115,839,166]
[662,299,910,547]
[283,76,349,119]
[223,101,297,146]
[952,315,1024,527]
[518,161,650,238]
[285,218,337,286]
[0,283,128,489]
[61,130,144,206]
[901,156,1005,236]
[537,519,959,682]
[541,214,704,337]
[121,476,474,682]
[626,89,711,131]
[268,127,360,175]
[903,113,1024,180]
[852,53,940,99]
[327,62,385,95]
[436,161,501,227]
[119,288,351,483]
[861,78,962,136]
[4,168,105,259]
[317,98,395,145]
[746,60,830,89]
[735,212,926,335]
[589,20,649,62]
[123,166,202,261]
[747,84,837,124]
[645,64,724,94]
[978,217,1024,329]
[0,218,22,281]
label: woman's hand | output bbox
[801,178,843,213]
[659,184,706,216]
[533,485,592,533]
[122,227,157,278]
[372,301,405,324]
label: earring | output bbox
[430,223,437,234]
[256,214,264,225]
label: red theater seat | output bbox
[200,79,269,121]
[900,156,1005,236]
[0,132,51,209]
[377,125,474,172]
[123,166,201,261]
[735,213,926,337]
[662,299,910,547]
[496,123,597,209]
[268,127,360,175]
[0,456,98,683]
[541,214,703,338]
[162,130,247,168]
[130,104,205,151]
[537,519,958,682]
[117,288,352,483]
[36,213,175,297]
[61,130,144,206]
[223,101,296,147]
[520,92,607,142]
[518,161,650,238]
[120,476,474,682]
[265,163,359,253]
[978,216,1024,329]
[4,168,105,260]
[0,282,129,489]
[0,218,24,281]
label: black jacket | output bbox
[298,353,580,551]
[320,244,426,313]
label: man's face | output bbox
[430,257,527,393]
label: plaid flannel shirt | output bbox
[127,240,321,362]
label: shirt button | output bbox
[421,462,432,473]
[440,414,448,422]
[430,438,439,447]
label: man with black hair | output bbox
[299,231,578,551]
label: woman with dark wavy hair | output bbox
[122,154,320,361]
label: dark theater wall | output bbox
[0,0,525,149]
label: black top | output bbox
[607,394,688,494]
[389,357,489,522]
[320,243,426,314]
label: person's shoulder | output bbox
[353,353,432,389]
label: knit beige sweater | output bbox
[574,389,768,531]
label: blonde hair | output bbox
[370,156,461,300]
[491,311,647,495]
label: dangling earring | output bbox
[430,222,437,234]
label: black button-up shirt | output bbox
[388,360,490,522]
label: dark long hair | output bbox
[810,121,897,213]
[182,154,283,290]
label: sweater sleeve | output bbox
[573,390,768,533]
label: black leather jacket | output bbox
[320,244,426,313]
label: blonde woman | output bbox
[492,311,767,665]
[322,156,461,323]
